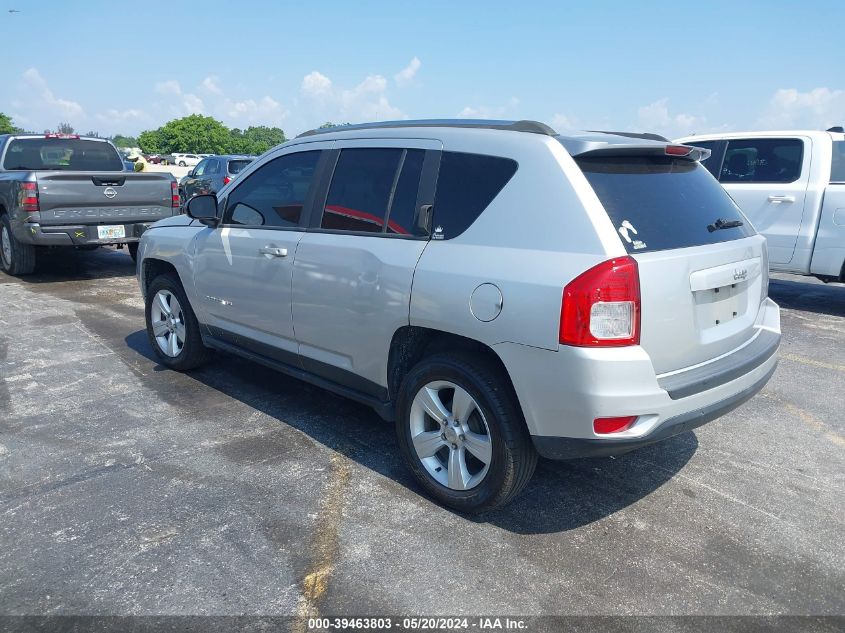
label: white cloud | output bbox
[394,56,421,86]
[757,87,845,129]
[21,68,84,120]
[154,80,182,96]
[636,98,703,137]
[96,108,151,126]
[550,113,576,131]
[457,97,519,120]
[180,93,204,115]
[201,76,222,95]
[220,96,288,126]
[300,70,404,124]
[301,71,333,98]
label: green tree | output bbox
[57,122,75,134]
[318,121,351,129]
[137,129,164,154]
[0,113,22,134]
[157,114,233,154]
[111,134,138,148]
[229,125,286,154]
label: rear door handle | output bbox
[258,246,288,258]
[768,195,795,203]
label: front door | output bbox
[718,137,810,265]
[192,147,328,360]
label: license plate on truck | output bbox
[97,225,125,239]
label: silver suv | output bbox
[137,120,781,512]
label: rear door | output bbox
[717,137,810,265]
[291,139,440,397]
[577,153,768,374]
[192,145,330,359]
[182,159,208,200]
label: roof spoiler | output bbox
[571,143,711,162]
[827,126,844,133]
[586,130,670,142]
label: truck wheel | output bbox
[0,214,36,276]
[145,273,213,370]
[128,243,139,263]
[396,352,537,513]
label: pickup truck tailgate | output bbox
[35,171,175,225]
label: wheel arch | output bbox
[387,325,524,419]
[141,257,184,298]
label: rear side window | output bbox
[720,138,804,183]
[577,156,754,254]
[3,138,123,171]
[831,141,845,183]
[225,150,320,227]
[228,159,251,175]
[432,152,518,239]
[322,148,402,233]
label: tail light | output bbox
[559,256,640,347]
[171,181,180,208]
[223,176,232,185]
[594,416,637,434]
[19,182,39,212]
[665,145,692,156]
[44,133,79,139]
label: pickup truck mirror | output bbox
[186,194,219,227]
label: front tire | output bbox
[178,161,186,167]
[396,353,537,513]
[0,214,36,276]
[145,273,213,370]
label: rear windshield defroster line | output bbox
[577,156,754,254]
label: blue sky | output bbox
[1,1,844,138]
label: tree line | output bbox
[0,112,288,156]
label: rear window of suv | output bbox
[577,156,754,254]
[3,138,123,171]
[228,159,252,174]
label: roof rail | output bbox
[296,119,557,138]
[586,130,670,142]
[826,126,844,133]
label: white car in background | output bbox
[172,153,201,167]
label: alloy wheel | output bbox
[150,290,186,357]
[409,380,493,491]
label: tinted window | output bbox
[720,138,803,183]
[228,159,252,175]
[577,156,754,254]
[387,149,425,235]
[831,141,845,183]
[225,150,320,227]
[3,138,123,171]
[432,152,517,239]
[322,148,402,233]
[205,159,220,174]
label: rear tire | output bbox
[128,242,139,263]
[0,214,36,276]
[178,161,186,167]
[396,352,537,513]
[145,273,213,370]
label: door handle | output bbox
[258,246,288,258]
[768,195,795,203]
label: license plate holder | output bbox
[97,225,126,239]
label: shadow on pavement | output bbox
[0,246,136,285]
[768,277,845,318]
[125,328,697,535]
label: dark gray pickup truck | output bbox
[0,133,180,275]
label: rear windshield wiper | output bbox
[707,218,744,232]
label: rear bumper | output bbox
[15,222,155,246]
[532,361,776,459]
[493,298,781,459]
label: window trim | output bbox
[217,148,330,230]
[718,137,806,185]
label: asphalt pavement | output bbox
[0,247,843,618]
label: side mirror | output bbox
[186,194,219,227]
[187,168,195,177]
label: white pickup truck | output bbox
[677,128,845,283]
